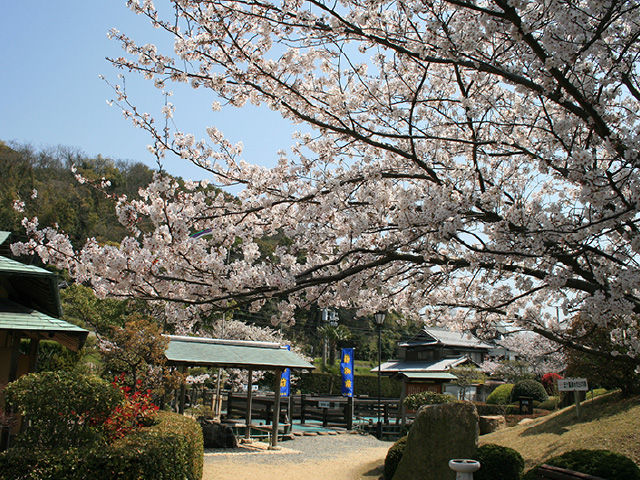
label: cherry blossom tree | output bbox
[14,0,640,365]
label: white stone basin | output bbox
[448,459,481,473]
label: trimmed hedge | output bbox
[474,444,525,480]
[524,449,640,480]
[5,371,122,449]
[403,391,456,410]
[0,412,203,480]
[294,372,402,397]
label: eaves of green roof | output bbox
[164,335,315,371]
[0,299,88,351]
[0,256,62,318]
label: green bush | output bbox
[384,435,408,480]
[586,388,608,400]
[486,384,514,405]
[524,449,640,480]
[474,444,525,480]
[510,380,548,403]
[5,371,122,449]
[0,412,203,480]
[403,391,456,410]
[537,396,560,410]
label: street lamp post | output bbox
[374,312,386,439]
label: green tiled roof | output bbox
[0,232,10,245]
[0,256,61,318]
[0,256,56,276]
[0,299,88,351]
[165,335,315,371]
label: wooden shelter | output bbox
[0,233,89,450]
[164,335,314,448]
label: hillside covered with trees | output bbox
[1,141,415,365]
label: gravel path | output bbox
[202,432,393,479]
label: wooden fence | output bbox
[223,392,402,430]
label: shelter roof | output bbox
[0,255,62,318]
[164,335,315,371]
[0,298,88,351]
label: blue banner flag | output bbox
[280,345,291,397]
[341,347,355,397]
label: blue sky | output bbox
[1,1,296,182]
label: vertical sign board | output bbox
[340,348,355,397]
[557,378,589,419]
[280,345,291,397]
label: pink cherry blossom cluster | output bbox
[13,0,640,364]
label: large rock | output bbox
[199,419,238,448]
[392,402,479,480]
[479,415,506,435]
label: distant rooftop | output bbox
[398,326,493,350]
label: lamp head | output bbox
[374,312,386,326]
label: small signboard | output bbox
[318,401,331,408]
[557,378,589,392]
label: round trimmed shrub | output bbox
[475,444,525,480]
[510,379,548,403]
[384,435,408,480]
[486,384,514,405]
[524,449,640,480]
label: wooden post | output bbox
[400,379,407,427]
[245,370,254,442]
[271,368,283,449]
[300,394,306,424]
[574,390,581,419]
[28,337,40,373]
[346,396,354,430]
[1,332,22,451]
[178,366,186,415]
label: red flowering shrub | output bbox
[103,374,159,441]
[541,372,563,395]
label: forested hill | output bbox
[1,141,156,247]
[0,141,415,361]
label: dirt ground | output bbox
[202,434,390,480]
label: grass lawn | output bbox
[479,392,640,469]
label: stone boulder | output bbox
[199,419,238,448]
[479,415,506,435]
[392,402,479,480]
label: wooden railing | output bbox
[223,393,401,430]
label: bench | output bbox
[536,464,606,480]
